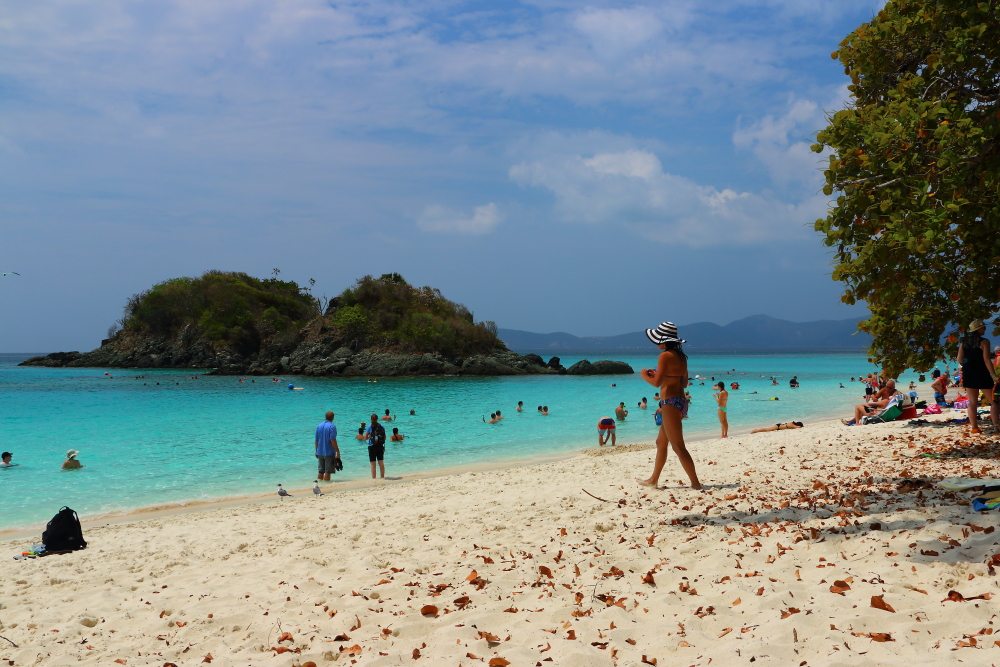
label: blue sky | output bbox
[0,0,883,352]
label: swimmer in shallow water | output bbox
[62,449,84,470]
[355,424,368,441]
[540,406,549,415]
[516,401,524,412]
[390,427,404,442]
[0,451,16,468]
[484,413,500,424]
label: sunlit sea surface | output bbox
[0,352,926,530]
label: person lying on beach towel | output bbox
[751,421,803,433]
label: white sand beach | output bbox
[3,416,1000,666]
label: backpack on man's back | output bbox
[41,506,87,552]
[369,422,387,447]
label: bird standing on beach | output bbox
[313,481,323,496]
[277,484,291,500]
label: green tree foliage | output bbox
[124,271,319,354]
[332,273,504,356]
[815,0,1000,375]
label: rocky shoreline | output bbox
[20,337,634,377]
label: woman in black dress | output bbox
[956,320,1000,433]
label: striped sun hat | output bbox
[645,321,685,345]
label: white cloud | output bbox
[510,147,824,246]
[417,202,502,234]
[732,89,848,187]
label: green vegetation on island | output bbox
[117,270,320,356]
[327,273,502,357]
[816,0,1000,375]
[23,271,637,376]
[108,270,504,360]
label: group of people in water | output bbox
[0,449,84,470]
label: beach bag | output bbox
[924,404,942,414]
[369,422,386,447]
[41,506,87,552]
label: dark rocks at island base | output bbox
[546,356,567,374]
[20,328,636,378]
[566,359,635,375]
[22,351,84,367]
[523,353,545,367]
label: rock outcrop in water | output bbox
[565,359,634,375]
[21,271,634,377]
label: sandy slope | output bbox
[3,417,1000,666]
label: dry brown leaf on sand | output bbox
[477,631,501,645]
[852,632,894,642]
[454,596,471,610]
[202,654,213,664]
[871,595,895,612]
[420,605,439,617]
[412,648,420,659]
[718,628,733,637]
[641,656,658,665]
[466,570,479,582]
[830,580,851,595]
[641,570,656,585]
[488,659,511,667]
[278,632,293,643]
[539,566,553,578]
[944,590,993,602]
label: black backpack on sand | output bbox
[42,506,87,552]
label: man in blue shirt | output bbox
[315,411,340,482]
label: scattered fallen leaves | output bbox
[201,654,213,664]
[278,633,293,643]
[420,605,439,617]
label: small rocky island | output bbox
[22,271,634,377]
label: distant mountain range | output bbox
[499,315,871,354]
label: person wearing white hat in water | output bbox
[637,322,701,491]
[62,449,84,470]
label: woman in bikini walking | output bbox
[637,322,702,491]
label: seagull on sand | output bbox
[2,272,19,277]
[277,484,291,500]
[313,481,323,496]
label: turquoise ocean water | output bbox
[0,352,926,530]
